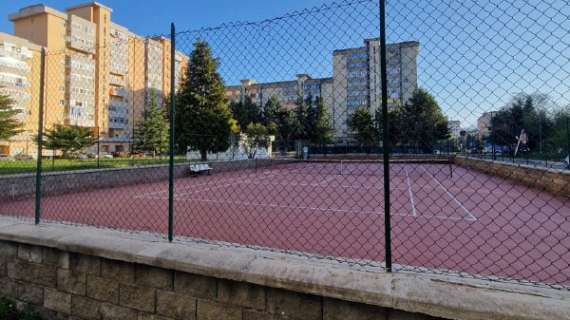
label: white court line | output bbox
[420,166,477,221]
[171,197,383,215]
[136,192,471,221]
[404,166,417,217]
[135,176,247,198]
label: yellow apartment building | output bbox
[3,2,188,157]
[0,32,42,157]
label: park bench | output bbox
[189,163,212,175]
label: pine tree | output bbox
[176,40,235,161]
[0,94,23,141]
[348,108,378,147]
[309,96,333,144]
[230,96,261,131]
[398,89,449,153]
[133,94,170,158]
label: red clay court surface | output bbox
[1,162,569,288]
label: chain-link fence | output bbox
[0,0,569,290]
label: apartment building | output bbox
[227,74,333,113]
[227,40,419,141]
[332,40,420,138]
[0,32,42,156]
[8,2,188,156]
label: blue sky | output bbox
[0,0,330,36]
[1,0,568,128]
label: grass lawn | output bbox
[0,156,189,175]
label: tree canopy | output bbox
[41,125,96,157]
[133,94,170,158]
[347,108,378,147]
[394,89,449,152]
[243,123,271,159]
[0,94,23,141]
[230,96,261,131]
[176,40,236,161]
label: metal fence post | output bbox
[379,0,392,272]
[34,47,47,225]
[168,23,177,242]
[566,114,570,169]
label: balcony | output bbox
[109,74,126,86]
[0,72,29,88]
[110,87,128,98]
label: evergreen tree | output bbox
[0,94,22,141]
[348,108,378,147]
[42,125,96,158]
[133,94,170,158]
[398,89,449,153]
[262,96,281,134]
[292,95,308,140]
[243,123,270,159]
[309,96,333,144]
[176,41,235,161]
[230,96,261,131]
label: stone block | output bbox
[87,274,120,303]
[156,289,196,320]
[243,310,289,320]
[119,284,156,312]
[42,247,62,266]
[388,310,439,320]
[267,288,321,320]
[101,303,138,320]
[102,258,135,284]
[8,261,57,287]
[218,279,266,310]
[17,282,44,305]
[197,300,242,320]
[57,269,86,295]
[71,296,101,320]
[135,265,173,289]
[0,241,17,260]
[17,244,42,263]
[0,277,17,298]
[174,272,216,299]
[138,314,175,320]
[323,298,387,320]
[44,288,72,314]
[70,253,101,276]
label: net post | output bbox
[168,23,176,243]
[34,47,47,225]
[379,0,392,273]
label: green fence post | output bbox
[168,23,177,242]
[379,0,392,272]
[34,47,46,225]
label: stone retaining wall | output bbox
[0,241,443,320]
[0,219,567,320]
[454,156,570,197]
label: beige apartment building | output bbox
[0,32,42,157]
[227,40,420,141]
[2,2,188,157]
[227,74,334,113]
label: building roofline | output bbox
[333,40,420,55]
[9,4,67,21]
[66,2,113,13]
[228,76,333,88]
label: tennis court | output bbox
[0,159,569,287]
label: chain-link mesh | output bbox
[0,0,568,290]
